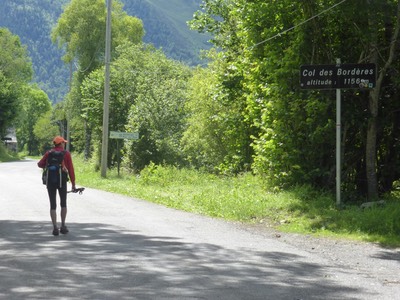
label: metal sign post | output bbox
[300,60,376,208]
[335,59,341,208]
[109,131,139,176]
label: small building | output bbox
[2,128,18,152]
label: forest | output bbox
[1,0,400,204]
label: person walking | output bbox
[38,136,76,236]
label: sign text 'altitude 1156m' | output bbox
[300,63,376,90]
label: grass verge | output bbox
[73,154,400,248]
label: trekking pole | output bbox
[67,187,85,194]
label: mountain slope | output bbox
[0,0,70,102]
[0,0,210,103]
[122,0,210,65]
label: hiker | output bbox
[38,136,76,236]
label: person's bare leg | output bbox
[61,207,67,227]
[50,209,57,228]
[60,207,69,234]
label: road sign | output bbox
[300,61,377,209]
[300,63,376,89]
[109,131,139,140]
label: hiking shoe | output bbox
[52,228,59,236]
[60,226,69,234]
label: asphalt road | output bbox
[0,159,399,299]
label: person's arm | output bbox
[64,152,76,188]
[37,151,49,168]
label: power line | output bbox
[250,0,348,49]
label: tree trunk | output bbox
[366,0,400,200]
[84,120,91,161]
[365,96,378,200]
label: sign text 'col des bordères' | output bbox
[300,63,376,90]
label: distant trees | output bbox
[17,85,52,155]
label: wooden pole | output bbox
[101,0,112,177]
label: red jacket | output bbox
[38,147,76,186]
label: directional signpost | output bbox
[110,131,139,140]
[300,60,376,208]
[110,131,139,176]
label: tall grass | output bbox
[0,144,20,162]
[74,155,400,247]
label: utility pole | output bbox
[66,61,72,152]
[101,0,112,177]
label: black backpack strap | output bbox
[47,150,66,166]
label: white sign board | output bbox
[110,131,139,140]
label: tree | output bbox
[0,73,20,137]
[182,58,253,173]
[0,28,32,136]
[189,1,255,174]
[52,0,143,70]
[182,66,223,170]
[0,28,32,83]
[17,85,52,155]
[33,110,60,154]
[365,0,400,199]
[80,42,192,171]
[124,49,192,170]
[51,0,144,159]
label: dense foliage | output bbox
[187,0,400,201]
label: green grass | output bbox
[0,144,20,162]
[73,154,400,248]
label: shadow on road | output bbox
[0,220,367,299]
[371,250,400,263]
